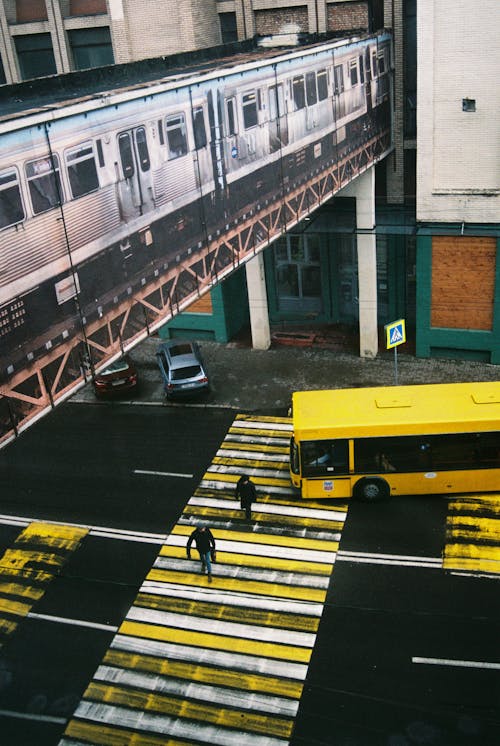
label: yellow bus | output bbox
[289,381,500,500]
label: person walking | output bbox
[186,525,216,582]
[235,474,257,521]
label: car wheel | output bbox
[353,477,390,502]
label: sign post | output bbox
[384,319,406,384]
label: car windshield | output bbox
[102,360,129,375]
[172,365,202,381]
[169,343,194,357]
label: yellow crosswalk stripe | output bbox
[135,593,320,632]
[159,544,335,575]
[444,494,500,575]
[119,621,312,664]
[0,522,88,645]
[103,648,304,698]
[172,524,339,550]
[65,720,195,746]
[146,567,327,602]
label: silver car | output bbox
[156,340,210,399]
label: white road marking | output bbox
[337,550,442,568]
[134,468,194,479]
[165,533,336,563]
[412,657,500,670]
[66,701,290,746]
[28,612,118,632]
[0,709,66,724]
[126,606,316,648]
[140,581,324,616]
[112,634,309,679]
[95,665,299,716]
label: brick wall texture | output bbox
[327,1,368,31]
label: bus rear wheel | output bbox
[353,477,390,502]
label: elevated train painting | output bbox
[0,31,393,440]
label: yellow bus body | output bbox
[290,381,500,500]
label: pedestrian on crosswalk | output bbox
[186,525,216,582]
[234,474,257,521]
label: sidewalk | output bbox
[71,332,499,415]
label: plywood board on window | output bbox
[187,293,212,315]
[431,236,496,330]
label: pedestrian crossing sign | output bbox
[385,318,406,349]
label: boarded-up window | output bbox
[69,0,107,16]
[187,294,212,315]
[16,0,48,22]
[431,236,496,330]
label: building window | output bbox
[68,0,107,16]
[274,234,322,313]
[0,56,6,85]
[68,27,114,70]
[15,33,57,80]
[219,12,237,43]
[16,0,47,23]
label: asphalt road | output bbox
[0,403,498,745]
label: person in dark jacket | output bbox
[235,475,257,520]
[186,525,216,581]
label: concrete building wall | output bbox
[417,0,500,224]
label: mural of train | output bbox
[0,31,392,371]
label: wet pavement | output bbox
[71,329,499,415]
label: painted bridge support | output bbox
[246,252,271,350]
[340,167,378,358]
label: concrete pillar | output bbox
[245,253,271,350]
[340,167,378,358]
[46,0,71,73]
[0,2,20,83]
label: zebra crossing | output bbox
[444,493,500,577]
[0,522,88,646]
[60,414,349,745]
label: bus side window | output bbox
[302,439,348,476]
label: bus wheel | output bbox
[353,477,390,502]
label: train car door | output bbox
[116,126,154,220]
[268,84,288,152]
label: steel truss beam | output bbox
[0,129,391,445]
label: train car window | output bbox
[118,133,135,178]
[242,92,258,129]
[66,142,99,199]
[26,155,63,215]
[349,59,358,86]
[96,139,105,168]
[334,65,344,94]
[158,120,164,146]
[378,53,386,75]
[193,107,207,150]
[226,98,237,136]
[0,168,25,230]
[135,127,150,172]
[306,72,317,106]
[358,55,365,84]
[166,114,188,159]
[317,69,328,101]
[292,75,305,110]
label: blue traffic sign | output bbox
[385,319,406,349]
